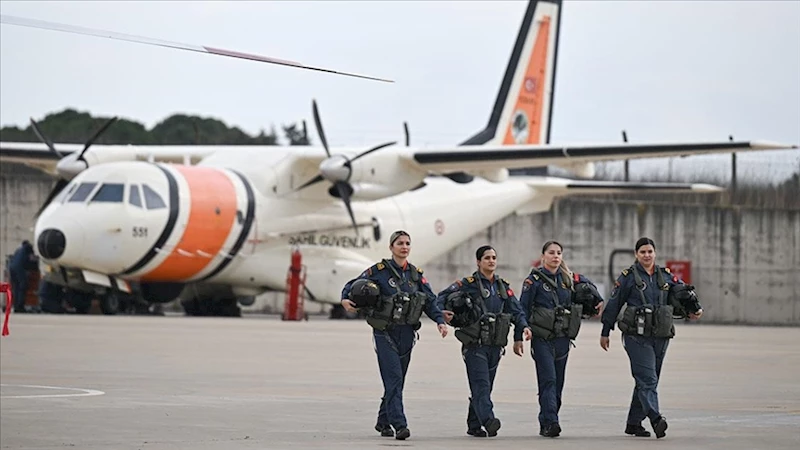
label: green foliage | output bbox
[0,108,312,146]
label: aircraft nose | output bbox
[37,228,67,260]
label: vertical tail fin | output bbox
[462,0,562,146]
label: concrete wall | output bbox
[425,198,799,326]
[0,163,54,279]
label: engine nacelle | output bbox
[467,168,509,182]
[349,182,421,201]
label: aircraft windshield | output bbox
[128,184,143,208]
[68,182,98,203]
[91,183,125,203]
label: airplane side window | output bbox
[91,183,125,203]
[142,184,166,210]
[129,184,143,208]
[68,182,98,203]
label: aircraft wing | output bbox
[0,141,218,175]
[411,140,797,173]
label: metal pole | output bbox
[622,130,629,181]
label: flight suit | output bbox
[601,262,682,428]
[516,267,598,432]
[8,241,36,313]
[342,259,444,434]
[437,272,529,436]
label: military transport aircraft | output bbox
[1,0,796,316]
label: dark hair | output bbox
[476,245,495,261]
[390,230,410,245]
[541,240,563,254]
[635,237,656,252]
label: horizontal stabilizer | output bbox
[525,177,725,194]
[513,176,725,215]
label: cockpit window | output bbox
[55,181,78,204]
[142,184,166,210]
[91,183,125,203]
[68,182,98,203]
[128,184,143,208]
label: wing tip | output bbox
[748,140,799,150]
[690,183,725,193]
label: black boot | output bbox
[484,418,501,437]
[542,423,561,437]
[625,423,651,437]
[374,424,393,437]
[467,428,487,437]
[395,427,410,440]
[651,416,668,439]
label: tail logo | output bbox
[511,110,530,144]
[524,77,537,93]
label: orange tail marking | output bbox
[141,166,236,281]
[503,15,551,146]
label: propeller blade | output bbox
[78,116,118,160]
[0,14,393,83]
[334,181,359,236]
[29,118,62,158]
[348,141,396,165]
[35,178,69,218]
[404,122,410,146]
[311,100,331,157]
[295,174,325,192]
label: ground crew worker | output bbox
[437,245,532,438]
[600,237,703,439]
[8,240,36,313]
[341,230,448,441]
[514,240,603,438]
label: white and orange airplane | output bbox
[1,0,796,316]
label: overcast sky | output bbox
[1,1,798,181]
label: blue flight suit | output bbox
[436,272,529,434]
[342,259,444,433]
[516,267,598,429]
[8,241,36,312]
[601,262,682,427]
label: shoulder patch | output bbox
[501,277,511,285]
[466,276,475,283]
[533,274,540,281]
[522,278,532,292]
[664,267,671,273]
[621,268,630,276]
[417,267,424,273]
[376,262,385,270]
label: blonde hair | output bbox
[541,240,574,288]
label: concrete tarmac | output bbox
[1,314,798,450]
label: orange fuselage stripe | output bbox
[503,15,551,145]
[141,166,237,281]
